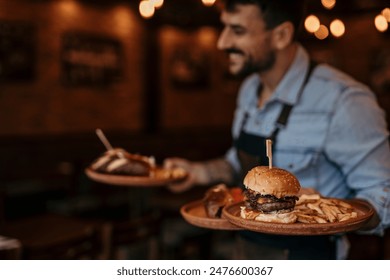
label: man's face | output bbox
[217,4,275,77]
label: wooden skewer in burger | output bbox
[240,140,301,223]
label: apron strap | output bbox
[271,60,318,141]
[234,60,318,180]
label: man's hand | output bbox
[163,158,209,193]
[163,157,235,193]
[356,199,380,231]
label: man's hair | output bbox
[223,0,307,36]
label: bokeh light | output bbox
[202,0,216,6]
[151,0,164,9]
[139,0,155,19]
[330,19,345,37]
[382,8,390,22]
[321,0,336,10]
[375,14,388,32]
[304,15,320,33]
[314,25,329,40]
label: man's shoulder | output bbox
[313,63,370,93]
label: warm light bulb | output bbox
[202,0,216,6]
[382,8,390,22]
[321,0,336,10]
[314,25,329,40]
[58,0,80,17]
[375,14,388,32]
[330,19,345,37]
[151,0,164,9]
[139,0,155,19]
[304,15,320,33]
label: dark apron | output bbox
[234,61,336,260]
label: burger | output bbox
[241,166,301,223]
[90,148,155,176]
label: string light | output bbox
[382,8,390,22]
[375,14,388,32]
[314,25,329,40]
[202,0,216,6]
[330,19,345,37]
[321,0,336,10]
[304,15,321,33]
[150,0,164,9]
[139,0,155,19]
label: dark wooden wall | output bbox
[0,0,389,260]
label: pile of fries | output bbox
[293,194,358,224]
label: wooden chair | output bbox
[1,214,104,259]
[105,211,162,259]
[0,235,22,260]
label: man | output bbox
[164,0,390,259]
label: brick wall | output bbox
[0,0,146,136]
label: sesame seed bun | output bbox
[243,166,301,198]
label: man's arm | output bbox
[325,88,390,235]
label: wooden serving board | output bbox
[180,200,242,231]
[222,199,374,236]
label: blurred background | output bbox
[0,0,389,260]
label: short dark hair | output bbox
[223,0,307,33]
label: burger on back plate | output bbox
[241,166,301,223]
[90,148,155,176]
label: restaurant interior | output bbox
[0,0,389,260]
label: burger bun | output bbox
[240,206,297,224]
[243,166,300,198]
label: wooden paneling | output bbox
[0,0,146,135]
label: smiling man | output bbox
[165,0,390,259]
[217,3,276,77]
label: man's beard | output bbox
[226,48,276,78]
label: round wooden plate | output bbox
[180,200,242,230]
[222,199,374,236]
[85,167,187,187]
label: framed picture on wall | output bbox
[169,43,210,90]
[61,31,123,87]
[0,20,35,83]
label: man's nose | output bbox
[217,29,230,50]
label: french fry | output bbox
[293,195,359,224]
[313,216,328,223]
[337,213,351,221]
[296,194,321,205]
[296,213,316,224]
[321,204,337,222]
[335,200,353,209]
[329,205,342,216]
[307,201,324,215]
[339,213,354,222]
[294,204,309,210]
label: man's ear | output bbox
[271,22,295,50]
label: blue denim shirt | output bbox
[225,45,390,235]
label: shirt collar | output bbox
[271,45,310,105]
